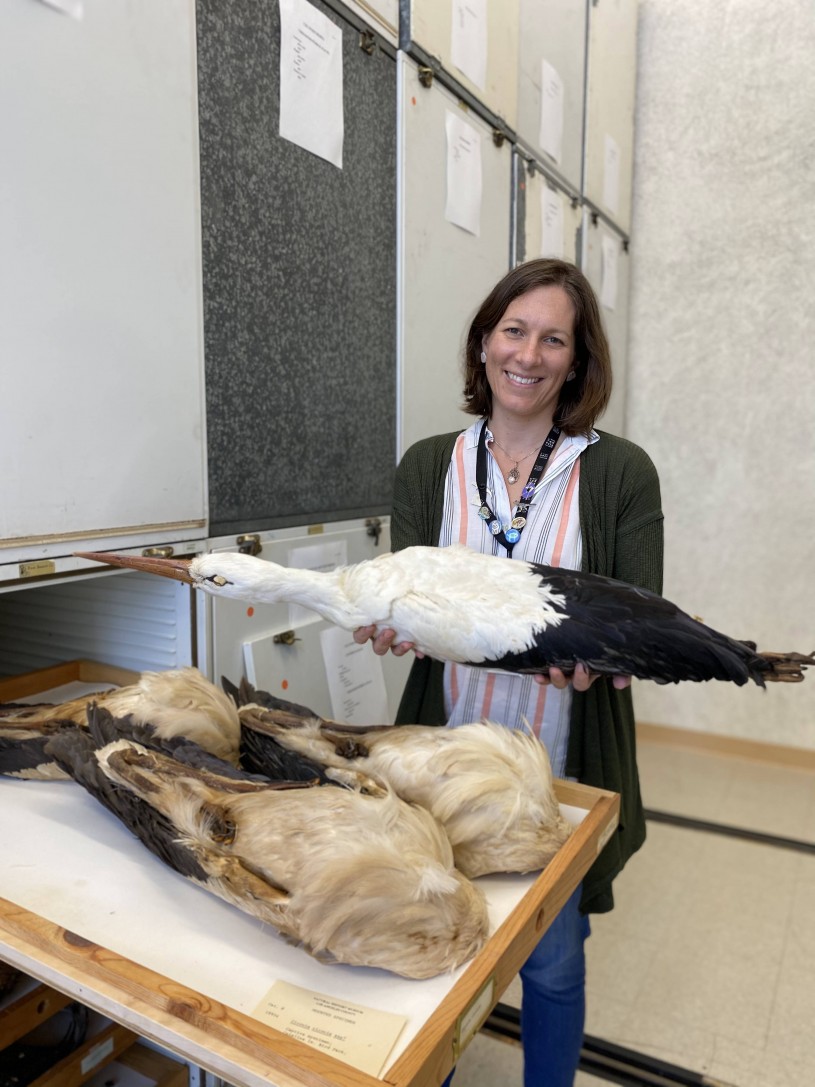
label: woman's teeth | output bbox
[506,372,541,385]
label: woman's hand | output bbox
[353,625,425,659]
[533,664,631,692]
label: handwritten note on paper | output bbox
[600,233,618,311]
[286,539,348,627]
[539,60,564,164]
[540,186,565,259]
[278,0,344,168]
[450,0,487,90]
[445,110,482,237]
[253,980,407,1077]
[602,133,620,217]
[320,625,389,724]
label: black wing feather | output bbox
[45,708,210,882]
[486,565,765,685]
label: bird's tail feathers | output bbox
[755,650,815,683]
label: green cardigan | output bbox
[390,429,664,914]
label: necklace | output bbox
[490,434,553,485]
[476,420,561,556]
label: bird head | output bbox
[74,551,291,603]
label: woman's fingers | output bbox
[533,665,631,691]
[353,626,421,658]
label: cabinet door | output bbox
[583,0,638,233]
[203,518,411,724]
[0,0,206,566]
[196,0,397,537]
[399,54,512,454]
[516,0,588,193]
[406,0,520,127]
[515,155,583,266]
[581,213,630,437]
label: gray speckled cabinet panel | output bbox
[197,1,397,536]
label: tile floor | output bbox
[449,736,815,1087]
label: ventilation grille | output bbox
[0,572,193,677]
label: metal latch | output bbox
[365,517,383,546]
[237,534,262,556]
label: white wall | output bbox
[626,0,815,748]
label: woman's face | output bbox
[482,285,576,427]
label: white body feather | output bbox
[189,545,565,662]
[0,667,241,776]
[241,712,572,877]
[95,739,488,978]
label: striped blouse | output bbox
[438,419,598,777]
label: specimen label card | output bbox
[252,980,407,1076]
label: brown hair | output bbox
[462,259,612,435]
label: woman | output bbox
[357,258,663,1087]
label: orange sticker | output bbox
[247,606,254,617]
[281,679,289,690]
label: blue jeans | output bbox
[442,884,589,1087]
[519,884,590,1086]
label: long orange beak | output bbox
[74,551,195,584]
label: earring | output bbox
[480,351,487,364]
[566,370,576,381]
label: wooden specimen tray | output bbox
[0,664,619,1087]
[0,660,139,702]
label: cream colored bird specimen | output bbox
[0,667,240,779]
[46,709,489,979]
[236,686,572,878]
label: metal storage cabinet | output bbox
[0,0,207,576]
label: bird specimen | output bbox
[0,667,240,779]
[45,705,489,979]
[233,680,573,878]
[78,546,815,686]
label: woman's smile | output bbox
[504,371,543,386]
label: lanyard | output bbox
[475,419,561,556]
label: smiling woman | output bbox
[355,257,662,1087]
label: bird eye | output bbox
[206,575,230,587]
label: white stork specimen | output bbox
[0,667,241,779]
[230,679,572,878]
[243,708,572,878]
[78,547,815,686]
[45,706,489,979]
